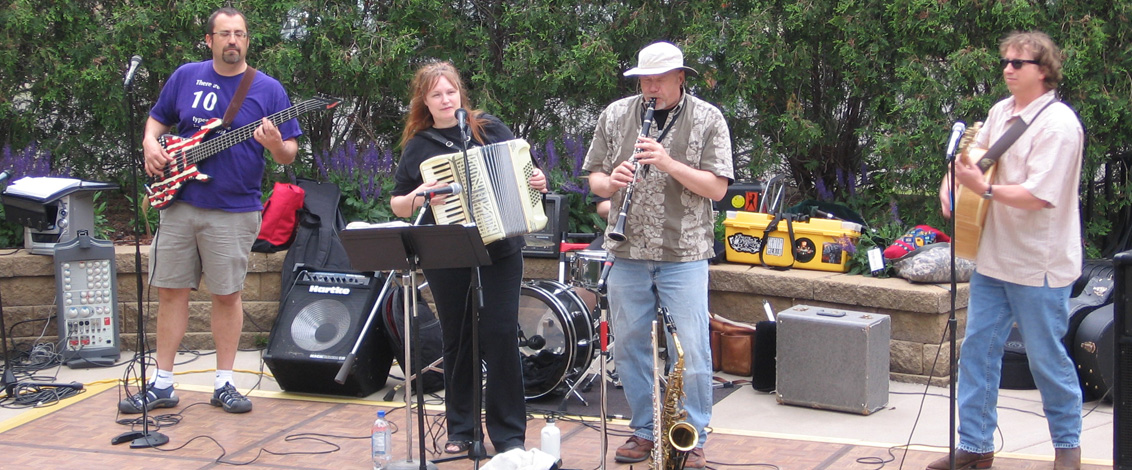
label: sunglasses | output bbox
[1000,58,1040,69]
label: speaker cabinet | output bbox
[264,270,393,397]
[523,193,568,258]
[1113,251,1132,468]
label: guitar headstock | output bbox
[959,121,984,162]
[309,94,343,110]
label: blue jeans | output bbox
[608,258,712,447]
[957,271,1082,453]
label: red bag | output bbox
[252,182,305,253]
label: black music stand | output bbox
[340,223,489,470]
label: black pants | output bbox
[424,250,526,451]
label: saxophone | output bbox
[652,307,698,470]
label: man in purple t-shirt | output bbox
[119,7,301,415]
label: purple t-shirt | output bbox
[149,60,302,212]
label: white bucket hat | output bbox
[623,41,699,77]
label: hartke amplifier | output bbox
[264,270,394,397]
[523,193,568,258]
[776,305,890,415]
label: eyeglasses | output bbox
[1000,58,1040,69]
[211,30,249,39]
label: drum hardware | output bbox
[522,241,623,403]
[567,249,608,290]
[519,280,598,399]
[556,327,618,407]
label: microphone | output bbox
[596,252,614,290]
[24,381,84,390]
[519,334,546,350]
[945,121,966,161]
[455,108,468,132]
[123,55,143,88]
[416,182,463,198]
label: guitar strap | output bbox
[974,98,1058,172]
[221,67,258,128]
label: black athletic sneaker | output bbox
[210,383,253,413]
[118,384,179,414]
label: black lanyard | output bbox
[642,96,684,145]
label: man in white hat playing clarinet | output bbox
[583,41,734,469]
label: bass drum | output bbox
[518,280,597,399]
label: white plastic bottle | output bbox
[371,410,392,470]
[540,417,561,465]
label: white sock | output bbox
[152,369,174,389]
[215,370,234,390]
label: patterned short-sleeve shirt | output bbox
[583,93,734,262]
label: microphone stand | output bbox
[457,116,489,465]
[112,63,168,448]
[428,114,489,467]
[945,132,961,470]
[595,255,615,470]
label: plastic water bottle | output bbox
[540,417,561,464]
[371,410,392,470]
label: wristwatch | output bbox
[981,184,993,200]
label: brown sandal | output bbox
[444,440,471,454]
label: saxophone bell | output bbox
[667,421,699,469]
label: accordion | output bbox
[419,139,548,244]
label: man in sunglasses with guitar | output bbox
[934,31,1084,470]
[119,7,301,416]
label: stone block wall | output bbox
[523,257,968,386]
[0,245,286,354]
[1,247,966,384]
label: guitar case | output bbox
[280,178,352,300]
[1065,260,1114,355]
[1073,303,1114,402]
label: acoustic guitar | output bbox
[950,122,990,260]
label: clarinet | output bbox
[607,97,657,242]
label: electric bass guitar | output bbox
[951,122,990,260]
[146,95,341,209]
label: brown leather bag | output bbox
[709,315,758,376]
